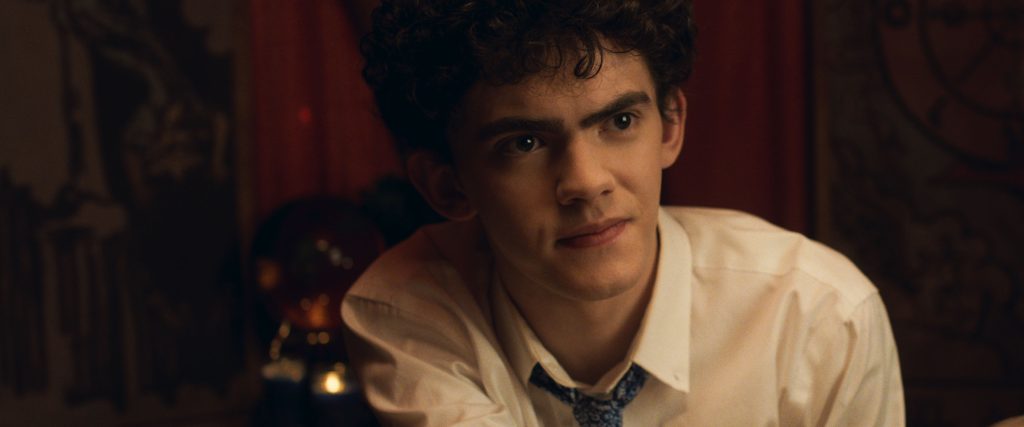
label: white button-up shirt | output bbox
[342,207,905,426]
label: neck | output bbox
[502,253,657,385]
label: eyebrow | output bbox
[474,91,653,141]
[578,91,652,128]
[475,117,564,142]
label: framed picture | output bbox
[813,1,1024,425]
[0,1,258,424]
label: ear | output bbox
[406,151,477,221]
[659,88,687,169]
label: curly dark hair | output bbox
[362,0,697,161]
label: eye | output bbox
[500,135,543,155]
[514,135,539,152]
[611,113,634,131]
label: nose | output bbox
[554,138,614,206]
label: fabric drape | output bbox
[249,0,401,221]
[665,2,809,233]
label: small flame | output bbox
[322,371,344,394]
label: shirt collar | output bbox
[632,207,692,392]
[492,281,578,387]
[491,207,693,393]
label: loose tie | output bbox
[529,363,648,427]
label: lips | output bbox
[556,219,629,249]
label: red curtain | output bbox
[664,2,809,233]
[249,0,401,221]
[249,1,809,233]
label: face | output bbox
[437,51,684,302]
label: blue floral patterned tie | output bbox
[529,363,648,427]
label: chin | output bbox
[559,242,652,297]
[549,267,646,302]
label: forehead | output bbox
[449,51,656,138]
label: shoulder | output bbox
[345,224,445,305]
[662,206,877,309]
[340,224,533,425]
[343,218,493,326]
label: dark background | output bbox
[0,0,1021,425]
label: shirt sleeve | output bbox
[783,292,906,426]
[827,293,905,426]
[341,294,527,427]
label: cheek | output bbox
[614,136,665,194]
[468,185,550,260]
[460,164,552,225]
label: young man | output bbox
[341,1,905,425]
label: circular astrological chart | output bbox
[876,0,1023,169]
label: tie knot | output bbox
[529,363,649,427]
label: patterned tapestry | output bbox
[816,0,1024,425]
[0,0,256,424]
